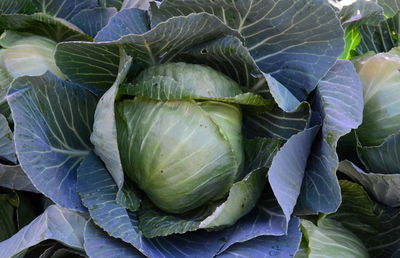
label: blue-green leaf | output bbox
[218,189,287,254]
[378,0,400,17]
[121,0,151,10]
[268,126,320,226]
[69,7,117,38]
[357,13,399,54]
[0,113,16,163]
[90,53,132,201]
[295,60,363,215]
[178,35,258,88]
[339,0,384,26]
[77,153,229,257]
[244,102,310,140]
[151,0,344,100]
[56,13,238,93]
[55,43,120,93]
[0,165,38,192]
[338,160,400,207]
[244,138,283,172]
[0,0,34,14]
[32,0,97,20]
[98,0,123,9]
[263,74,301,112]
[358,132,400,174]
[95,8,149,42]
[0,193,19,242]
[112,13,239,65]
[295,138,341,215]
[84,220,143,258]
[0,13,91,42]
[218,218,302,258]
[0,205,87,258]
[318,60,363,145]
[328,180,400,257]
[7,72,98,211]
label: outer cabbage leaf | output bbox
[377,0,400,17]
[0,113,16,163]
[243,102,310,140]
[0,205,87,258]
[29,245,86,258]
[56,12,239,93]
[98,0,123,9]
[357,12,399,54]
[78,151,308,257]
[295,138,342,215]
[328,180,400,257]
[84,220,143,258]
[339,0,384,26]
[7,72,98,211]
[263,74,302,112]
[268,126,320,227]
[0,192,21,241]
[219,218,301,258]
[338,160,400,207]
[90,52,135,209]
[95,8,149,42]
[358,132,400,174]
[55,43,120,93]
[317,60,363,146]
[0,0,35,14]
[151,0,344,100]
[0,13,91,42]
[121,0,151,10]
[32,0,97,20]
[104,13,239,65]
[178,36,259,88]
[301,218,368,258]
[69,7,117,38]
[216,187,288,254]
[0,165,38,192]
[295,60,364,214]
[77,153,228,257]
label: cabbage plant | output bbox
[116,63,250,214]
[0,0,371,257]
[0,0,124,257]
[335,0,400,208]
[321,1,400,256]
[338,48,400,206]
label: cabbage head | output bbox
[0,30,65,112]
[354,48,400,147]
[116,63,245,213]
[0,31,65,82]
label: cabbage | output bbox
[0,31,65,81]
[354,48,400,146]
[116,63,244,213]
